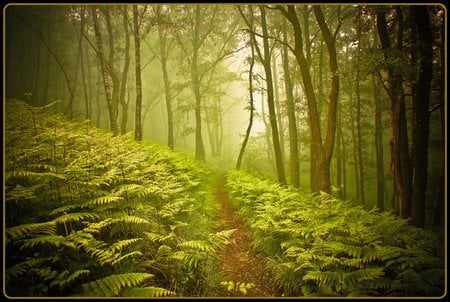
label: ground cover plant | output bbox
[4,99,233,297]
[225,169,445,297]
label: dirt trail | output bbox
[215,175,274,297]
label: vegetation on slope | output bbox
[4,99,233,297]
[225,169,445,297]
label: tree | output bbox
[277,5,341,193]
[281,16,300,188]
[409,6,432,227]
[240,5,287,184]
[236,23,256,170]
[91,6,118,135]
[133,5,143,142]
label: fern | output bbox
[53,212,100,224]
[6,221,57,241]
[6,258,48,280]
[81,273,154,297]
[82,195,124,208]
[124,286,175,297]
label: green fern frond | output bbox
[303,270,341,286]
[112,184,144,196]
[124,286,175,297]
[178,240,214,252]
[81,273,154,297]
[82,195,124,208]
[170,251,204,269]
[209,229,236,250]
[19,235,67,250]
[53,212,100,224]
[343,267,384,288]
[30,266,59,282]
[49,204,82,216]
[111,251,142,266]
[6,221,57,241]
[111,214,151,225]
[110,238,142,253]
[6,258,47,280]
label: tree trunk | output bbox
[279,5,339,193]
[120,7,130,134]
[157,12,174,149]
[133,5,143,142]
[258,6,286,184]
[237,34,255,169]
[373,74,385,212]
[376,9,412,219]
[271,50,286,166]
[192,6,205,161]
[91,6,118,135]
[410,6,432,228]
[355,72,365,205]
[281,17,300,188]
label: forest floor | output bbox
[215,175,275,297]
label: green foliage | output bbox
[80,273,153,297]
[226,169,445,297]
[4,100,229,297]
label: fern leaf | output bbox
[178,240,214,252]
[53,212,100,224]
[20,235,66,250]
[124,286,175,297]
[6,221,56,241]
[82,195,124,208]
[111,214,150,225]
[111,251,142,266]
[112,184,144,196]
[110,238,142,253]
[6,258,47,280]
[49,204,81,216]
[82,273,154,297]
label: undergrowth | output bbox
[4,99,233,297]
[225,169,445,297]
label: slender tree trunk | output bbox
[79,6,90,120]
[133,5,142,141]
[157,13,174,149]
[120,7,131,134]
[91,6,118,135]
[271,51,286,165]
[349,91,360,200]
[281,17,300,188]
[355,72,365,205]
[373,74,385,212]
[237,35,255,169]
[192,6,205,161]
[335,105,343,198]
[258,5,286,184]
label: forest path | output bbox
[214,175,275,297]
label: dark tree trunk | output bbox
[410,6,432,228]
[376,9,412,219]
